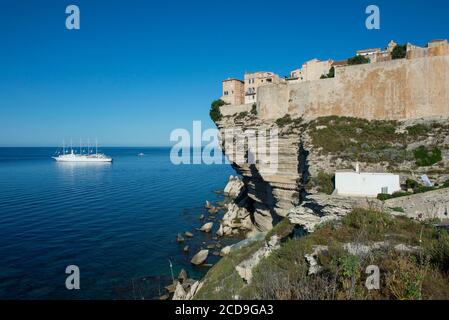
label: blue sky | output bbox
[0,0,448,146]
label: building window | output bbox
[381,187,388,194]
[224,91,228,96]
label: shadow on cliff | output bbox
[247,163,282,229]
[299,140,310,199]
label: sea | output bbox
[0,147,236,299]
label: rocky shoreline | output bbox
[160,175,254,300]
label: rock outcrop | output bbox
[217,199,253,237]
[288,194,380,232]
[304,241,421,276]
[385,188,449,220]
[223,175,245,199]
[235,235,280,283]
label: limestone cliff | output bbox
[216,114,303,232]
[215,112,449,233]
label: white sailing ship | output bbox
[53,139,112,163]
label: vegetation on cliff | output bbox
[275,114,303,128]
[377,177,449,201]
[250,103,257,115]
[413,146,442,167]
[320,66,335,79]
[195,209,449,300]
[307,116,447,169]
[210,99,226,122]
[391,44,407,60]
[348,55,370,65]
[307,171,335,195]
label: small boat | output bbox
[138,152,145,156]
[53,139,112,163]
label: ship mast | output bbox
[96,138,98,156]
[87,138,90,155]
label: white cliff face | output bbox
[217,116,303,233]
[223,175,245,199]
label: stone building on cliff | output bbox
[221,78,244,105]
[219,39,449,120]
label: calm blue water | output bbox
[0,147,235,299]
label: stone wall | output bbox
[257,54,449,121]
[219,103,252,116]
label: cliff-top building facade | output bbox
[289,59,333,82]
[220,39,449,120]
[244,72,281,104]
[221,78,244,105]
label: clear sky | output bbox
[0,0,448,147]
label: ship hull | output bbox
[52,156,112,163]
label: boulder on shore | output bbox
[208,207,218,214]
[184,231,194,238]
[220,245,232,256]
[176,234,185,243]
[178,269,188,283]
[172,282,187,300]
[190,250,209,265]
[200,222,213,233]
[165,281,178,293]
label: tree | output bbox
[209,99,226,122]
[321,66,335,79]
[347,55,370,65]
[391,44,407,60]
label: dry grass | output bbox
[197,208,449,300]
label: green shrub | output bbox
[320,67,335,79]
[348,55,370,65]
[377,193,392,201]
[314,171,335,195]
[209,99,225,122]
[391,44,407,60]
[414,185,437,194]
[275,114,293,127]
[443,180,449,188]
[339,254,361,279]
[407,124,429,136]
[406,179,420,190]
[235,111,248,120]
[251,103,257,115]
[392,191,413,198]
[390,207,405,213]
[414,146,442,167]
